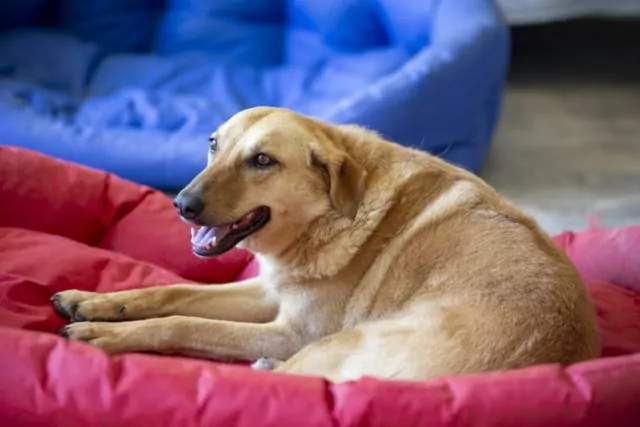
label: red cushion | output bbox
[1,147,640,427]
[554,228,640,294]
[0,146,253,331]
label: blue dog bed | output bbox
[0,0,509,189]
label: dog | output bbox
[52,107,600,382]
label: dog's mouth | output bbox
[190,206,270,257]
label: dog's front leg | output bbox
[60,316,301,361]
[52,278,278,323]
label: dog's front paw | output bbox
[52,290,126,322]
[51,290,97,321]
[58,322,125,354]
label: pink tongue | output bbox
[190,212,255,247]
[191,227,215,247]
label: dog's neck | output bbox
[260,127,394,280]
[282,188,396,280]
[262,129,456,284]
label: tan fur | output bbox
[54,107,600,382]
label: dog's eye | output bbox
[249,153,277,169]
[209,135,218,154]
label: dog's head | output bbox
[174,107,366,257]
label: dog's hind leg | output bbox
[273,317,461,383]
[272,330,365,382]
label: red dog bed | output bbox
[1,146,640,427]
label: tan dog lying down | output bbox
[53,107,599,382]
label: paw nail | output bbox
[52,299,70,319]
[72,309,86,322]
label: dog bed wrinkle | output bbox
[94,173,156,246]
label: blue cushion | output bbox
[57,0,158,53]
[0,0,47,30]
[0,0,509,189]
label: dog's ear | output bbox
[310,145,366,219]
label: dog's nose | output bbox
[173,193,205,219]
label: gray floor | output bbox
[480,20,640,234]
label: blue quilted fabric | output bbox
[0,0,509,189]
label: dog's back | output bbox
[272,120,599,381]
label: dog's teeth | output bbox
[211,236,217,246]
[190,228,195,238]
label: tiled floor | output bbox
[481,19,640,234]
